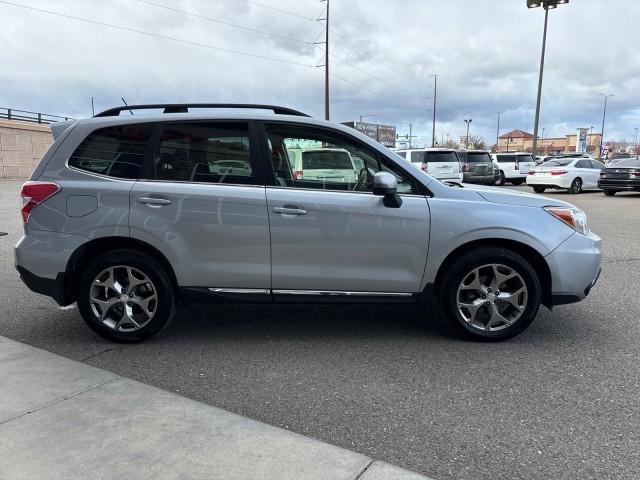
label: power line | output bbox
[0,0,315,67]
[134,0,317,46]
[330,29,430,88]
[240,0,319,22]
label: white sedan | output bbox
[526,157,605,194]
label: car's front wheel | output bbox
[438,247,541,340]
[77,249,176,342]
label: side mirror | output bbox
[373,172,402,208]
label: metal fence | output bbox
[0,107,73,124]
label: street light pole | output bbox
[634,127,638,155]
[526,0,569,156]
[431,75,437,147]
[464,119,472,148]
[598,93,613,159]
[496,112,500,150]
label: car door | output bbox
[129,121,271,291]
[588,160,605,188]
[260,122,430,296]
[574,159,594,187]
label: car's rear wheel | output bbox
[511,179,524,186]
[495,171,506,186]
[77,249,176,342]
[603,190,616,196]
[438,247,541,341]
[533,186,546,193]
[569,177,582,194]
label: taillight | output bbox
[463,163,469,172]
[20,181,60,223]
[515,160,520,171]
[528,169,535,175]
[421,163,428,173]
[550,170,568,176]
[293,170,303,180]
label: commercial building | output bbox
[497,129,602,155]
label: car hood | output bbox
[463,184,576,208]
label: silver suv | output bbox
[15,104,602,342]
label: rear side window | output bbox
[575,160,590,168]
[154,122,256,184]
[69,125,152,179]
[496,155,514,163]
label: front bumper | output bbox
[545,230,602,306]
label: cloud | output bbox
[0,0,637,145]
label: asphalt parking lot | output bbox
[1,180,638,480]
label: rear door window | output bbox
[496,155,514,163]
[516,154,534,164]
[69,124,153,179]
[154,122,257,185]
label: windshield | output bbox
[544,159,573,167]
[302,151,353,170]
[417,151,459,163]
[466,152,491,163]
[611,158,640,168]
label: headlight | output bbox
[544,207,589,235]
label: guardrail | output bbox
[0,107,73,124]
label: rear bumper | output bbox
[546,231,602,306]
[16,265,70,306]
[462,173,494,184]
[598,179,640,191]
[526,175,573,188]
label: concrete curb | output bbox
[0,336,432,479]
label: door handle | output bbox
[137,197,172,207]
[273,206,307,216]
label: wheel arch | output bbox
[64,236,180,304]
[433,238,552,308]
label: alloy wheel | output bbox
[456,264,528,332]
[89,265,157,332]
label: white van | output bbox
[491,152,536,186]
[395,148,463,182]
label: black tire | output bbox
[438,247,542,341]
[533,186,546,193]
[603,190,616,196]
[77,249,176,342]
[495,171,506,186]
[511,179,524,186]
[569,177,582,194]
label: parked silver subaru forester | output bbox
[15,104,601,342]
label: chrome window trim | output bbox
[208,288,270,294]
[272,290,413,297]
[264,185,425,198]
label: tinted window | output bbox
[155,123,255,184]
[516,154,534,163]
[575,160,590,168]
[265,124,416,194]
[395,151,407,159]
[302,150,353,169]
[467,152,491,163]
[423,151,459,163]
[69,124,152,179]
[590,160,605,170]
[496,155,515,163]
[457,151,467,162]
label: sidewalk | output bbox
[0,336,431,480]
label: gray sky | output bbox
[1,0,638,146]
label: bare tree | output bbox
[468,135,487,150]
[443,138,460,149]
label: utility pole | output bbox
[634,127,638,155]
[496,112,500,150]
[91,97,95,116]
[599,93,613,159]
[431,74,437,147]
[324,0,330,120]
[464,119,472,148]
[531,5,549,157]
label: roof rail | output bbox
[93,103,310,118]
